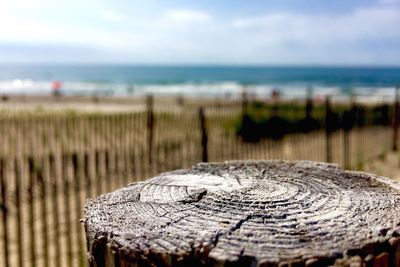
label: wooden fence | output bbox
[0,95,398,267]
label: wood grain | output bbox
[84,161,400,267]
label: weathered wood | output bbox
[84,160,400,267]
[199,107,208,162]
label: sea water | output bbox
[0,65,399,100]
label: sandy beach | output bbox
[365,151,400,182]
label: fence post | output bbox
[0,158,9,267]
[71,152,85,266]
[48,153,61,267]
[95,150,102,195]
[104,150,111,190]
[147,94,154,164]
[37,158,49,267]
[14,158,23,267]
[305,87,313,119]
[27,156,37,266]
[241,88,249,118]
[83,152,91,198]
[177,94,184,106]
[61,153,73,267]
[199,107,208,162]
[393,87,399,151]
[325,96,333,163]
[342,95,355,169]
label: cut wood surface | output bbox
[84,161,400,267]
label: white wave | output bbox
[0,80,397,103]
[135,81,244,96]
[0,79,51,94]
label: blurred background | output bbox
[0,0,400,266]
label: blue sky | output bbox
[0,0,399,65]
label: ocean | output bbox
[0,65,399,100]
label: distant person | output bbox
[271,89,280,102]
[51,80,62,97]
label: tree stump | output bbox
[84,161,400,267]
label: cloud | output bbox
[0,15,129,50]
[223,5,400,64]
[231,6,400,45]
[100,10,129,23]
[0,42,103,63]
[0,2,399,65]
[0,0,45,9]
[163,9,212,24]
[379,0,400,4]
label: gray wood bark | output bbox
[84,160,400,267]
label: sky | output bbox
[0,0,399,65]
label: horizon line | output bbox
[0,62,400,68]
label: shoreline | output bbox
[0,92,396,113]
